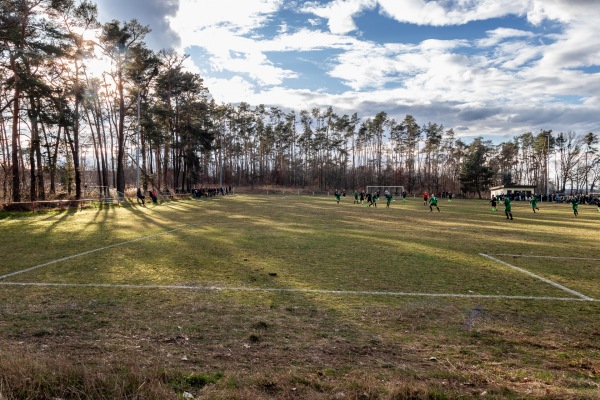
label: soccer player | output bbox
[334,189,341,204]
[490,195,497,212]
[385,191,393,208]
[354,190,359,204]
[423,192,429,206]
[136,187,146,206]
[429,194,440,212]
[530,194,539,213]
[359,191,365,205]
[402,190,407,203]
[504,196,513,220]
[570,195,579,217]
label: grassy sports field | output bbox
[0,194,598,399]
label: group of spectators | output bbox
[553,193,599,205]
[136,186,235,206]
[190,186,233,198]
[498,192,599,205]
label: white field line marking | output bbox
[0,224,200,280]
[0,281,597,302]
[480,253,594,301]
[489,254,600,262]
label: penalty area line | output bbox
[0,223,201,281]
[488,254,600,262]
[480,253,594,301]
[0,281,597,302]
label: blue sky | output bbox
[95,0,600,143]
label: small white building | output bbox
[490,185,538,199]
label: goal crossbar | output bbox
[366,186,405,196]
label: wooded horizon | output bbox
[2,0,598,203]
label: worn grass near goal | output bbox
[0,195,598,399]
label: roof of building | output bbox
[489,185,538,190]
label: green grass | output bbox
[0,195,599,399]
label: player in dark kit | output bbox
[490,196,497,212]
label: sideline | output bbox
[480,253,594,301]
[0,281,598,302]
[488,254,600,262]
[0,223,201,280]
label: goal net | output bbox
[366,186,405,196]
[84,185,111,199]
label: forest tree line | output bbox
[1,0,599,203]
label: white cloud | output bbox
[526,0,594,25]
[535,23,600,71]
[476,28,536,48]
[174,0,283,37]
[205,76,258,104]
[377,0,530,26]
[328,39,468,90]
[257,28,360,52]
[494,41,543,70]
[300,0,377,34]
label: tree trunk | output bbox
[11,55,21,202]
[35,100,45,200]
[116,67,126,198]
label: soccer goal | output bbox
[85,185,111,199]
[366,185,405,196]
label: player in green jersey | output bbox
[385,191,393,208]
[570,196,579,217]
[530,194,539,213]
[334,190,341,204]
[504,196,513,220]
[429,194,440,212]
[354,190,359,204]
[402,191,407,203]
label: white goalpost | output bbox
[85,185,111,199]
[366,185,405,196]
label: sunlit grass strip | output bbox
[0,281,598,302]
[0,222,202,280]
[480,253,594,300]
